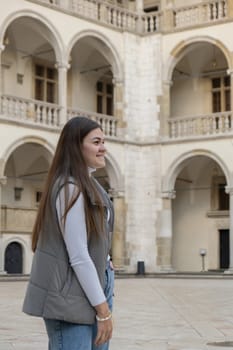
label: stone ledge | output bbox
[2,271,233,282]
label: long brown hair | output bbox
[32,116,105,252]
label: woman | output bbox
[23,116,114,350]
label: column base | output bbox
[224,267,233,274]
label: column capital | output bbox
[162,190,176,199]
[55,61,70,70]
[225,186,233,195]
[0,176,7,186]
[112,77,124,86]
[0,44,5,52]
[227,69,233,76]
[163,79,173,87]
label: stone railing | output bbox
[168,111,233,139]
[1,206,37,232]
[67,108,117,137]
[104,3,138,31]
[0,94,118,137]
[45,0,139,32]
[67,107,117,137]
[1,95,61,128]
[173,0,228,29]
[27,0,231,33]
[142,11,162,33]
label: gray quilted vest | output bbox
[22,177,114,324]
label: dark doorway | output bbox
[219,229,229,269]
[4,242,23,274]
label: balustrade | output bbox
[71,0,101,20]
[1,95,61,128]
[0,95,118,137]
[67,107,117,137]
[28,0,230,33]
[174,0,227,29]
[168,112,233,139]
[142,11,161,33]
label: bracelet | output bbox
[96,312,112,322]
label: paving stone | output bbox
[1,278,233,350]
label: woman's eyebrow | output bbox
[91,136,104,141]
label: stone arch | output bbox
[0,10,64,63]
[166,35,232,82]
[66,29,123,80]
[0,136,55,178]
[3,236,28,255]
[163,149,231,194]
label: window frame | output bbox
[34,62,58,104]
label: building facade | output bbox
[1,0,233,274]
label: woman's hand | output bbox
[94,317,113,346]
[94,301,113,346]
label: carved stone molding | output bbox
[0,176,7,186]
[161,190,176,199]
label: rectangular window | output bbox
[97,95,103,114]
[218,183,229,210]
[212,91,221,112]
[106,97,113,116]
[96,80,113,116]
[34,63,57,103]
[35,79,44,101]
[210,176,229,212]
[35,191,42,203]
[212,76,231,113]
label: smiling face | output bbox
[81,127,106,169]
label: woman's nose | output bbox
[100,143,106,152]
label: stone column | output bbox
[0,44,6,104]
[228,0,233,19]
[225,186,233,272]
[159,80,172,137]
[0,176,7,274]
[227,69,233,121]
[136,0,143,11]
[157,190,176,271]
[135,0,144,33]
[112,77,126,137]
[110,191,126,270]
[161,0,175,31]
[55,61,70,126]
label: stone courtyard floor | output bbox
[1,276,233,349]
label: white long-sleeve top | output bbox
[56,183,106,307]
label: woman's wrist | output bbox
[96,312,112,322]
[95,301,110,317]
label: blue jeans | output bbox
[44,262,114,350]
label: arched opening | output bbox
[67,34,121,122]
[1,15,61,126]
[168,41,231,138]
[2,142,52,235]
[171,155,229,272]
[2,16,58,98]
[4,242,23,274]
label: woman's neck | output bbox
[88,167,96,176]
